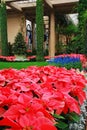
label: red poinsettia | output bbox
[0,117,21,130]
[0,66,86,130]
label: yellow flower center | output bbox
[25,107,29,112]
[23,126,33,130]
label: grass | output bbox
[0,61,49,69]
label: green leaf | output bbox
[55,120,68,129]
[69,112,80,122]
[53,114,65,120]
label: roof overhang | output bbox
[5,0,79,21]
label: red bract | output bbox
[34,116,57,130]
[18,114,57,130]
[0,107,6,116]
[0,66,86,130]
[40,124,57,130]
[63,93,80,114]
[70,86,86,105]
[0,74,5,86]
[0,117,21,129]
[0,87,19,107]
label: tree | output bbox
[56,18,78,54]
[12,32,27,55]
[77,0,87,54]
[0,1,9,56]
[36,0,44,61]
[60,21,78,45]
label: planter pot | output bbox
[15,55,27,61]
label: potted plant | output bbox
[12,32,27,61]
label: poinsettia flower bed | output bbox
[0,56,16,61]
[0,66,86,130]
[0,53,87,62]
[0,55,48,62]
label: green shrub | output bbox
[50,62,82,71]
[77,0,87,54]
[36,0,44,61]
[0,1,9,56]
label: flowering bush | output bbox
[47,54,87,70]
[0,54,87,64]
[57,54,87,68]
[0,66,86,130]
[49,56,80,64]
[48,56,82,69]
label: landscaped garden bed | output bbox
[0,54,87,70]
[0,66,86,130]
[47,54,87,70]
